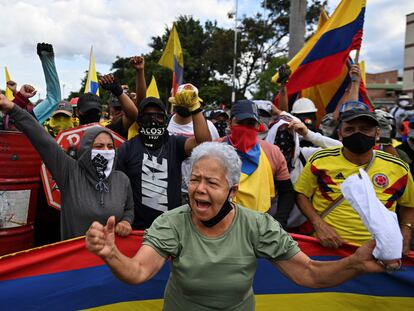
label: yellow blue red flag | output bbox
[158,24,184,95]
[0,233,413,310]
[85,46,100,96]
[273,1,370,119]
[4,66,14,100]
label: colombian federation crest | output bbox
[372,173,389,188]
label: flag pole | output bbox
[351,50,360,82]
[354,50,360,64]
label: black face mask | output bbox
[187,189,233,228]
[214,121,228,137]
[342,132,376,154]
[175,106,191,118]
[199,189,233,228]
[274,129,295,171]
[138,113,167,149]
[79,112,101,125]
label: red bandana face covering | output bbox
[228,125,259,153]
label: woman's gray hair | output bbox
[189,142,241,187]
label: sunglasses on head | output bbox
[339,101,369,114]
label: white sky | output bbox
[0,0,413,99]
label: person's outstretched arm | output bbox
[348,64,361,102]
[86,216,165,284]
[183,111,212,155]
[273,240,385,288]
[99,74,138,130]
[0,94,74,187]
[289,120,342,148]
[130,56,147,107]
[33,43,62,124]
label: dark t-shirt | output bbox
[106,118,128,139]
[117,134,188,229]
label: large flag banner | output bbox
[158,24,184,95]
[0,233,412,310]
[273,0,368,119]
[5,66,14,100]
[84,46,100,96]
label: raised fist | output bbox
[37,42,54,57]
[277,64,292,85]
[99,74,123,97]
[349,64,361,83]
[6,80,17,94]
[19,84,37,99]
[130,56,145,71]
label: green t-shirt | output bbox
[143,204,300,311]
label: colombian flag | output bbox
[158,24,184,95]
[84,46,100,96]
[272,0,369,120]
[0,233,412,310]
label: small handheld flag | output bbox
[84,46,99,96]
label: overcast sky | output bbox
[1,0,413,99]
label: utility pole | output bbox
[231,0,238,104]
[288,0,307,60]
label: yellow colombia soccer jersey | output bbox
[294,146,414,246]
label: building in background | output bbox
[366,70,402,109]
[403,12,414,98]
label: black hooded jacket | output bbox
[9,105,134,240]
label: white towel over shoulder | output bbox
[340,168,402,260]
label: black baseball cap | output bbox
[77,93,102,113]
[139,97,166,113]
[230,100,259,122]
[340,109,379,126]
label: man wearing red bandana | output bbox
[220,100,294,228]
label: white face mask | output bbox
[91,149,115,178]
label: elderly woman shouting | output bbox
[86,142,387,311]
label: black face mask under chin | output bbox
[342,132,376,154]
[175,106,191,118]
[79,112,101,125]
[191,189,233,228]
